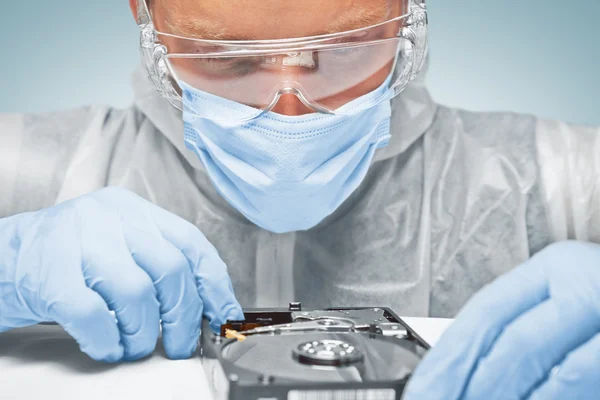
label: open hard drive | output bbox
[200,303,430,400]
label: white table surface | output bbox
[0,318,453,400]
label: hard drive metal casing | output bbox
[200,304,430,400]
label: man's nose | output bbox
[270,93,315,116]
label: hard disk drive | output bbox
[200,303,430,400]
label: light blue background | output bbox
[0,0,598,126]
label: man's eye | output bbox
[333,46,362,55]
[193,58,260,75]
[330,45,368,61]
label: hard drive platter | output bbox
[200,304,430,400]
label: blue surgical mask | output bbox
[181,80,392,234]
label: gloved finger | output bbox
[464,299,600,399]
[126,229,203,360]
[50,288,124,363]
[403,255,550,400]
[528,332,600,400]
[26,219,123,362]
[149,203,244,332]
[80,208,161,361]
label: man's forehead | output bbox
[156,0,399,40]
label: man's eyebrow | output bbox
[325,3,393,34]
[164,17,232,40]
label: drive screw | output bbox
[258,375,275,385]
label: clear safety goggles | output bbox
[136,0,428,121]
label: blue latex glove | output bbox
[403,241,600,400]
[0,187,243,362]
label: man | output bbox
[0,0,598,398]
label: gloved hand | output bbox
[0,187,243,362]
[403,241,600,400]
